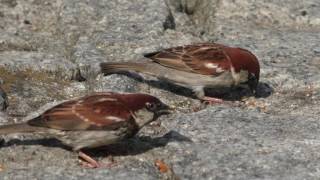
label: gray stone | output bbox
[0,0,320,179]
[313,47,320,54]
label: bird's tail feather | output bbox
[0,123,42,135]
[100,62,147,74]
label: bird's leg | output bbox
[201,96,224,104]
[78,151,117,168]
[78,151,101,168]
[193,86,224,104]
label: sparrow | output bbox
[0,92,170,168]
[100,43,260,103]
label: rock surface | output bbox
[0,0,319,179]
[0,85,8,111]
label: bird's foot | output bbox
[78,151,116,168]
[201,96,224,105]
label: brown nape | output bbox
[118,93,162,111]
[226,47,260,81]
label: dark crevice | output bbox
[163,13,176,30]
[71,68,86,82]
[163,0,176,30]
[171,0,196,15]
[0,86,8,111]
[164,0,219,38]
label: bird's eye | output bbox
[146,102,157,111]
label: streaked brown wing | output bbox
[145,43,231,75]
[28,93,132,130]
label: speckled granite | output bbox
[0,0,319,179]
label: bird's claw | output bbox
[201,96,224,105]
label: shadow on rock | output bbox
[104,72,273,101]
[86,130,192,158]
[0,130,191,157]
[255,82,273,98]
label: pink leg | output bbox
[78,151,101,168]
[78,151,117,168]
[201,96,224,104]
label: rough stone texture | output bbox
[0,0,320,179]
[0,85,8,111]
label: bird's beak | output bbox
[157,104,173,115]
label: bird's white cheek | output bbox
[132,109,154,128]
[230,67,248,85]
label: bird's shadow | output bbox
[106,72,273,101]
[0,130,191,157]
[87,130,192,158]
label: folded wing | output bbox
[145,43,232,76]
[28,93,132,130]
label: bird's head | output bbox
[120,93,171,128]
[226,47,260,95]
